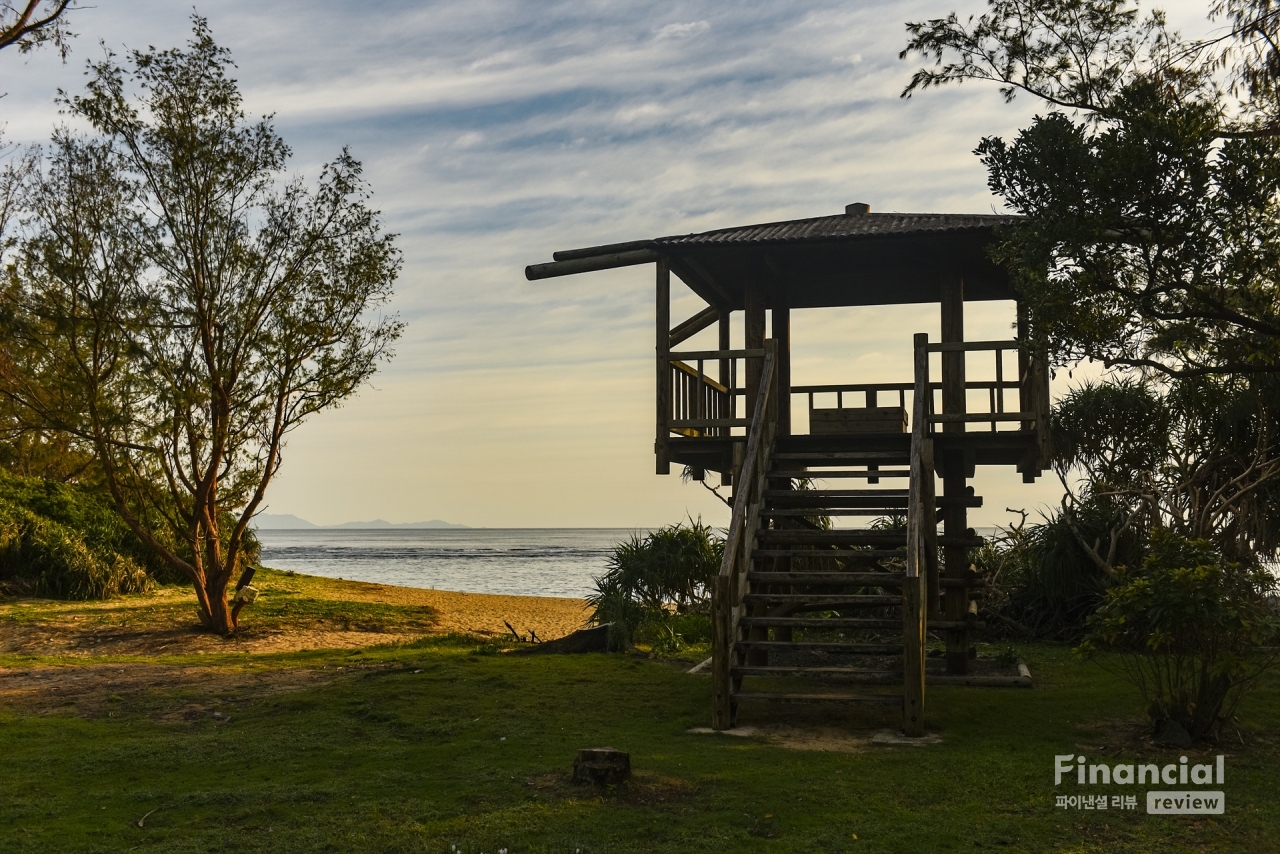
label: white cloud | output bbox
[655,20,710,40]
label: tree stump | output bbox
[572,747,630,785]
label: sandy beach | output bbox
[0,570,591,657]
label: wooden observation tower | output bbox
[527,203,1049,736]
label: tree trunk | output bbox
[203,581,235,635]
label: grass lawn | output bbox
[0,575,1277,852]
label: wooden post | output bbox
[773,292,791,436]
[656,261,671,475]
[744,282,766,420]
[904,333,929,737]
[720,311,733,486]
[940,272,970,675]
[711,573,733,729]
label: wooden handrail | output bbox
[926,339,1021,353]
[792,380,1019,394]
[712,339,778,730]
[717,346,776,581]
[671,360,729,394]
[670,348,765,361]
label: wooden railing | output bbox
[669,357,736,437]
[662,347,763,439]
[791,339,1050,444]
[711,339,778,730]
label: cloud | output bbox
[655,21,710,40]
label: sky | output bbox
[0,0,1213,529]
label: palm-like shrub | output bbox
[587,520,723,650]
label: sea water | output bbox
[255,528,640,599]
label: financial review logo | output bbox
[1054,754,1225,815]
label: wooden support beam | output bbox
[669,305,719,348]
[553,240,652,261]
[904,332,929,737]
[678,255,736,309]
[744,282,766,422]
[940,272,970,676]
[720,311,733,488]
[656,260,671,475]
[525,249,660,280]
[773,291,791,436]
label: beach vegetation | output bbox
[1079,528,1280,742]
[587,521,721,650]
[0,18,401,634]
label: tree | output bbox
[1,1,72,56]
[2,19,403,634]
[1050,374,1280,570]
[902,0,1280,378]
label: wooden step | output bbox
[765,488,909,499]
[734,640,903,654]
[773,451,910,463]
[741,616,982,630]
[748,571,906,585]
[751,549,907,560]
[758,530,908,545]
[768,469,912,479]
[742,594,901,606]
[747,571,985,589]
[762,508,913,518]
[936,535,987,547]
[740,616,901,630]
[733,692,901,706]
[732,665,902,682]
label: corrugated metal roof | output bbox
[654,212,1019,246]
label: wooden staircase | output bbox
[730,436,988,714]
[709,333,1045,735]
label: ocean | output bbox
[254,528,641,599]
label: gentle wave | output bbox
[255,528,640,598]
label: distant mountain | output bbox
[254,513,468,530]
[329,519,470,529]
[255,513,320,529]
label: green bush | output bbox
[0,499,152,599]
[0,469,261,599]
[1079,528,1280,741]
[587,520,723,651]
[978,500,1145,640]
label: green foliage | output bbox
[978,501,1144,640]
[1080,528,1280,741]
[0,468,260,599]
[1051,378,1170,488]
[903,1,1280,378]
[5,17,399,632]
[1049,374,1280,566]
[978,84,1280,377]
[587,521,723,650]
[0,470,153,599]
